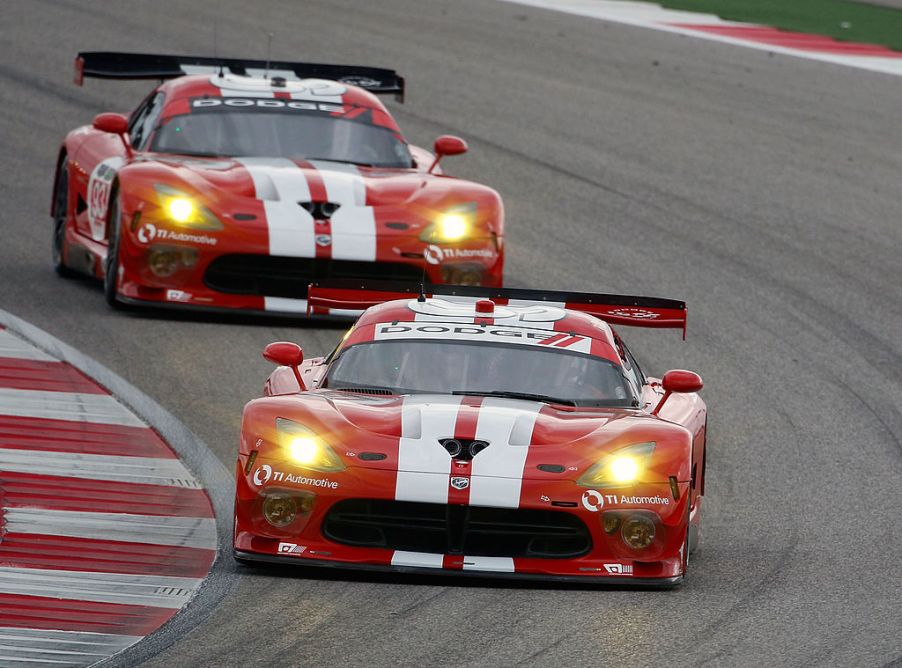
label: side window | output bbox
[128,92,165,151]
[613,333,644,394]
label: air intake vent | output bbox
[299,201,341,219]
[440,439,490,460]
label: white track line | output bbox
[498,0,902,77]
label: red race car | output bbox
[234,281,707,586]
[52,53,504,315]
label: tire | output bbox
[103,192,124,309]
[51,158,77,278]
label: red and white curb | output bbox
[499,0,902,76]
[0,325,218,666]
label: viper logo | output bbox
[450,476,470,490]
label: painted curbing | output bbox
[0,309,238,667]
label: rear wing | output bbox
[74,51,405,101]
[307,280,688,338]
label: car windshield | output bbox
[324,340,637,408]
[150,110,413,167]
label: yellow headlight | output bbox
[276,418,346,472]
[287,436,324,466]
[609,455,640,483]
[577,442,656,488]
[436,213,469,240]
[166,197,195,223]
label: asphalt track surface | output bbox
[2,1,902,666]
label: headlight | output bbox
[154,184,224,230]
[577,442,655,487]
[276,418,346,472]
[419,203,476,242]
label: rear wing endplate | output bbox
[74,51,405,101]
[307,280,688,338]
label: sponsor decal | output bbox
[338,75,382,88]
[604,494,670,506]
[253,464,273,486]
[315,234,332,247]
[424,244,443,265]
[376,324,588,350]
[450,476,470,490]
[166,290,192,302]
[137,222,217,246]
[540,494,551,502]
[423,245,494,265]
[581,489,604,512]
[603,563,633,575]
[252,465,339,489]
[191,98,344,113]
[277,542,307,555]
[608,307,660,320]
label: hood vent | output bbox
[299,201,341,219]
[440,438,490,460]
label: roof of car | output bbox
[340,297,623,363]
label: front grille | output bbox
[205,254,423,298]
[323,499,591,559]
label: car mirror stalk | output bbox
[652,369,703,416]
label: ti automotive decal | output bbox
[252,464,338,489]
[137,223,217,246]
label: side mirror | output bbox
[427,135,468,174]
[662,369,703,394]
[652,369,703,416]
[263,342,306,390]
[92,113,129,135]
[92,113,133,157]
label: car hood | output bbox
[133,154,498,232]
[275,391,673,478]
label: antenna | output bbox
[265,32,274,79]
[214,0,224,77]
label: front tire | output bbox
[51,158,77,278]
[103,192,124,309]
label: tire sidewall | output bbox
[103,191,123,308]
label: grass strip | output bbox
[654,0,902,51]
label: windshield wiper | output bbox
[303,157,374,167]
[451,390,577,406]
[330,384,395,396]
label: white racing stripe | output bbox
[311,161,378,262]
[0,568,202,609]
[0,388,145,427]
[390,551,444,569]
[462,556,516,573]
[470,398,543,508]
[0,628,142,667]
[238,158,315,257]
[0,329,56,361]
[395,396,461,504]
[5,508,217,549]
[0,449,201,488]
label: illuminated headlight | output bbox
[419,203,476,242]
[154,184,224,230]
[276,418,346,472]
[577,442,655,487]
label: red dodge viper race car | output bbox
[234,281,707,586]
[52,53,503,315]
